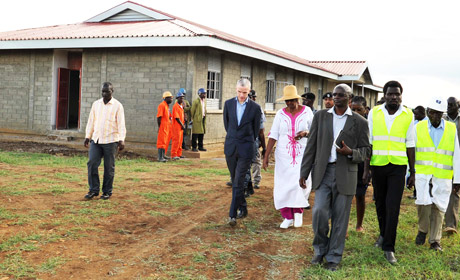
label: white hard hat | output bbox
[427,96,447,113]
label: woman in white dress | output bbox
[263,85,313,229]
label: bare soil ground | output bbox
[0,141,318,279]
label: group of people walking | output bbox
[81,79,459,272]
[224,78,459,271]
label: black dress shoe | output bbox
[84,192,99,199]
[226,181,232,187]
[237,208,248,219]
[415,231,427,245]
[192,148,198,152]
[310,255,324,265]
[430,242,443,252]
[374,235,384,248]
[326,262,338,271]
[228,217,237,227]
[198,148,207,151]
[384,251,397,265]
[100,193,111,200]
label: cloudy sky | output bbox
[1,0,458,108]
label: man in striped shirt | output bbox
[84,82,126,200]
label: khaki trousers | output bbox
[417,204,444,244]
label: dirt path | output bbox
[0,141,316,279]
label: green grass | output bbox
[54,172,83,182]
[0,253,36,278]
[38,257,67,274]
[0,151,86,167]
[299,195,460,279]
[176,168,229,177]
[0,207,16,220]
[136,190,208,207]
[3,150,460,279]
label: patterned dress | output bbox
[269,105,313,209]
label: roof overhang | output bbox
[363,84,383,92]
[0,36,337,79]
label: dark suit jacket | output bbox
[223,97,261,159]
[300,108,370,195]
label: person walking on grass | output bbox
[350,95,370,232]
[299,84,369,271]
[444,97,460,234]
[84,82,126,200]
[224,78,261,227]
[156,91,173,162]
[413,96,460,252]
[364,80,415,265]
[263,85,313,229]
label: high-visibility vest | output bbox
[415,120,456,179]
[370,105,413,166]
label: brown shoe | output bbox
[444,227,458,234]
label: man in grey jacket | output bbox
[299,84,370,271]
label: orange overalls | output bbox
[171,102,184,158]
[156,100,172,152]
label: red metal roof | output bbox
[0,1,361,77]
[308,61,367,76]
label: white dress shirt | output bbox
[328,106,353,163]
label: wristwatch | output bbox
[409,169,416,174]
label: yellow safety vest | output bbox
[370,105,413,166]
[415,120,456,179]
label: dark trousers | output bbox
[87,141,118,195]
[226,150,252,218]
[192,133,204,149]
[312,164,353,264]
[445,188,459,229]
[372,163,407,252]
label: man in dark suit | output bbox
[223,78,261,227]
[299,84,370,271]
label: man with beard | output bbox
[157,91,173,162]
[364,80,415,264]
[444,97,460,234]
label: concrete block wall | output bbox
[32,51,54,133]
[0,50,31,131]
[80,48,189,143]
[0,50,53,134]
[80,49,103,136]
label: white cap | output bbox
[427,96,447,113]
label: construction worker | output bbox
[414,96,460,251]
[171,91,186,160]
[157,91,173,162]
